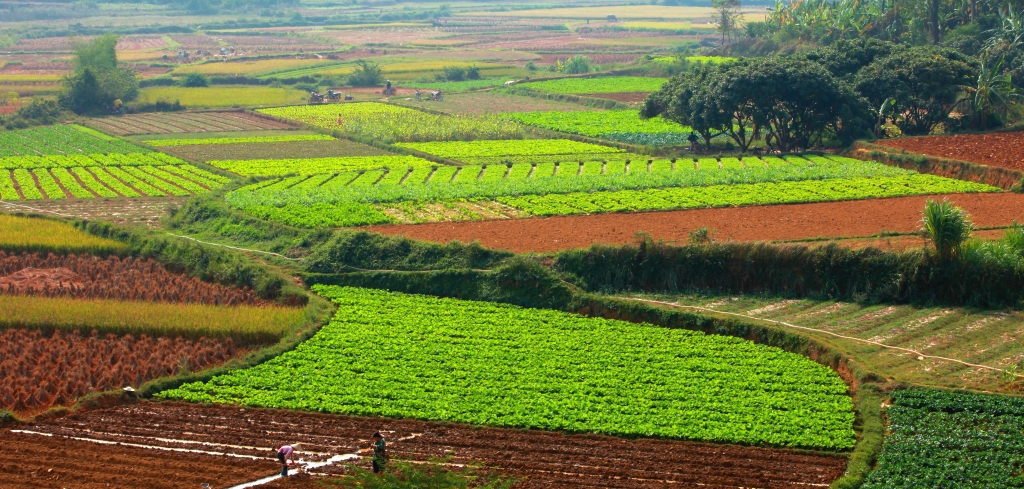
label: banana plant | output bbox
[964,53,1020,129]
[874,97,897,139]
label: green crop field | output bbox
[207,155,435,177]
[862,389,1024,488]
[523,77,668,94]
[161,286,856,449]
[223,155,985,227]
[395,139,622,159]
[259,103,523,142]
[0,125,146,157]
[507,110,690,146]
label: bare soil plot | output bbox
[16,401,849,488]
[0,196,188,227]
[162,139,391,162]
[1,430,276,489]
[86,111,294,136]
[877,131,1024,171]
[583,92,649,103]
[365,193,1024,253]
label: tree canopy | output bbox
[58,34,139,115]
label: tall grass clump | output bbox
[921,199,973,261]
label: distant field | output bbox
[137,86,307,108]
[162,139,391,162]
[87,111,295,136]
[460,5,742,20]
[173,58,342,76]
[524,77,667,94]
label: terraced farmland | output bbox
[225,154,996,227]
[507,109,692,146]
[522,76,668,94]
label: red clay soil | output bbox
[1,430,277,489]
[877,131,1024,171]
[18,401,848,489]
[365,193,1024,253]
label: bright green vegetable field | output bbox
[161,286,856,450]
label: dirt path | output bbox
[877,131,1024,171]
[13,401,849,488]
[364,193,1024,253]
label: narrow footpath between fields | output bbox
[365,193,1024,253]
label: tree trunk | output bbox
[930,0,941,44]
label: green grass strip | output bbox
[144,134,335,147]
[160,286,855,450]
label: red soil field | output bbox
[17,401,848,488]
[0,252,264,305]
[2,430,277,489]
[0,329,242,414]
[366,193,1024,253]
[877,130,1024,171]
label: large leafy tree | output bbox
[855,46,976,135]
[58,34,138,115]
[642,57,872,152]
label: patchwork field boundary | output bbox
[848,140,1024,191]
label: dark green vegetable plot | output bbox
[160,286,856,450]
[863,389,1024,489]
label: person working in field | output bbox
[371,432,388,474]
[385,79,392,96]
[687,131,698,152]
[275,444,298,476]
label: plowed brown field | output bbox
[11,401,848,488]
[365,193,1024,253]
[877,131,1024,171]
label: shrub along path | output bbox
[365,193,1024,253]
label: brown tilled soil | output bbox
[14,401,849,488]
[3,195,189,227]
[1,430,277,489]
[877,131,1024,171]
[365,193,1024,253]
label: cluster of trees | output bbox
[642,40,999,151]
[58,34,139,115]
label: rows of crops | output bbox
[86,111,293,136]
[161,286,856,449]
[394,139,622,158]
[259,103,523,142]
[0,165,226,200]
[862,389,1024,488]
[507,110,690,146]
[0,125,146,157]
[522,76,668,94]
[0,152,186,170]
[208,155,434,177]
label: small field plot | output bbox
[163,286,856,450]
[86,111,294,136]
[173,58,341,77]
[641,289,1024,392]
[226,155,996,227]
[208,155,433,177]
[521,76,668,94]
[876,131,1024,172]
[459,5,722,20]
[0,214,125,254]
[862,389,1024,488]
[395,138,624,164]
[143,133,334,146]
[0,124,144,156]
[508,110,691,146]
[137,86,307,108]
[15,401,850,488]
[391,91,603,115]
[259,102,523,142]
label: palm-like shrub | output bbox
[921,199,973,261]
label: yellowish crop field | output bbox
[137,86,307,107]
[460,5,720,20]
[0,74,63,82]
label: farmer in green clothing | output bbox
[371,432,388,474]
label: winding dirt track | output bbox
[365,193,1024,253]
[6,401,848,488]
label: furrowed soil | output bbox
[877,130,1024,171]
[1,196,190,227]
[365,193,1024,253]
[2,430,276,489]
[13,401,849,488]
